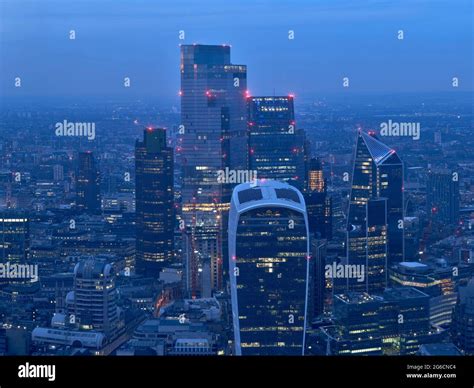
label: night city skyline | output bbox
[0,1,473,386]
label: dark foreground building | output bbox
[76,152,101,214]
[135,128,174,274]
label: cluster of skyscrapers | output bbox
[131,44,408,354]
[1,43,472,357]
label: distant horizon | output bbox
[2,89,473,100]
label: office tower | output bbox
[228,180,310,355]
[321,288,434,355]
[451,278,474,354]
[311,238,327,319]
[347,197,388,293]
[389,261,457,326]
[427,168,459,226]
[135,128,174,275]
[76,152,101,214]
[68,258,120,339]
[180,44,247,297]
[248,96,305,189]
[346,130,404,293]
[305,158,332,239]
[0,211,29,262]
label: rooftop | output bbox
[231,179,306,214]
[360,131,401,166]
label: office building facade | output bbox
[346,131,404,293]
[67,258,120,339]
[76,152,101,214]
[321,288,437,355]
[135,128,174,274]
[180,44,248,296]
[248,96,305,189]
[228,180,310,355]
[427,168,460,226]
[305,158,332,239]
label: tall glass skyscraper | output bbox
[305,158,332,239]
[76,152,101,214]
[135,128,174,275]
[228,180,310,355]
[180,44,247,296]
[248,96,305,190]
[347,131,404,293]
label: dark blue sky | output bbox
[0,0,472,99]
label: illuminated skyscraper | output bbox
[228,180,309,355]
[346,131,404,293]
[305,158,332,239]
[248,96,305,189]
[135,128,174,275]
[76,152,101,214]
[180,44,247,296]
